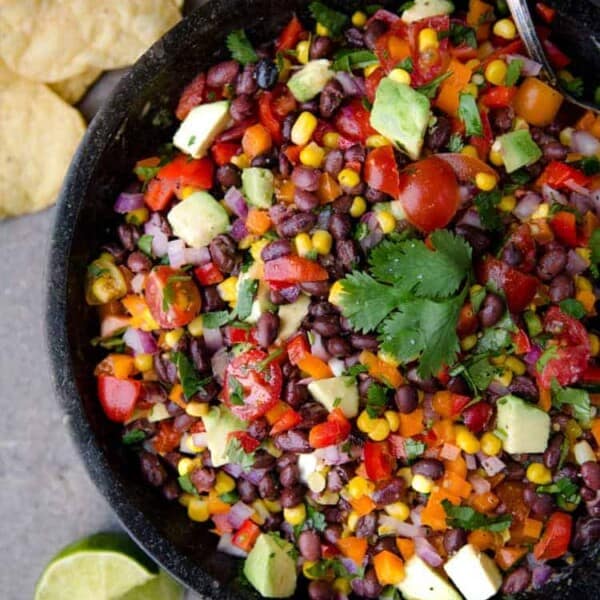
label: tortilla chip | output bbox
[0,0,181,83]
[49,68,103,104]
[0,63,86,219]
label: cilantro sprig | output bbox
[442,500,512,531]
[173,351,211,400]
[366,383,388,418]
[416,72,452,99]
[309,2,349,37]
[226,437,255,471]
[333,49,378,72]
[226,29,258,65]
[458,93,483,136]
[474,190,502,231]
[537,477,581,510]
[552,385,592,425]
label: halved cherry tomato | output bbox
[144,178,177,212]
[457,302,479,337]
[462,402,493,433]
[512,328,532,355]
[550,211,579,247]
[407,16,451,87]
[232,519,261,552]
[97,375,141,423]
[145,266,202,329]
[223,349,282,421]
[334,99,377,142]
[534,512,572,561]
[194,262,224,286]
[275,15,305,52]
[364,440,394,481]
[264,256,329,284]
[396,156,460,233]
[364,146,401,198]
[176,72,206,120]
[309,409,351,449]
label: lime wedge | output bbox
[34,532,183,600]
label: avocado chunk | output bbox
[397,555,461,600]
[287,59,334,102]
[276,294,311,342]
[496,394,550,454]
[173,100,230,158]
[202,406,246,467]
[243,533,297,598]
[370,77,431,160]
[308,376,359,418]
[167,191,230,249]
[497,129,542,173]
[444,544,502,600]
[242,167,274,208]
[402,0,455,22]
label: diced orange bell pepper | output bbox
[513,78,564,127]
[396,538,415,561]
[373,551,405,586]
[337,536,368,566]
[245,209,272,235]
[435,59,473,117]
[317,172,342,203]
[297,354,333,379]
[538,386,552,411]
[432,419,456,445]
[275,179,296,203]
[591,418,600,447]
[241,123,273,160]
[359,351,403,388]
[467,0,494,41]
[432,391,454,418]
[576,290,596,314]
[471,492,500,513]
[169,383,187,409]
[441,472,473,499]
[444,454,467,479]
[421,489,460,531]
[468,529,500,551]
[351,495,376,517]
[94,353,135,379]
[122,295,159,331]
[208,490,232,515]
[398,409,425,437]
[495,545,528,570]
[522,517,544,540]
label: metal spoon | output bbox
[507,0,600,112]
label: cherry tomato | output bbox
[364,440,394,481]
[175,72,206,120]
[457,302,479,337]
[194,262,224,286]
[334,99,377,142]
[407,16,451,87]
[462,402,493,433]
[145,266,202,329]
[97,375,141,423]
[364,146,401,198]
[264,255,329,284]
[223,349,282,421]
[309,409,351,449]
[397,156,459,232]
[534,512,572,561]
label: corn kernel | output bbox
[364,63,380,77]
[333,578,352,596]
[264,499,282,513]
[329,280,344,306]
[217,276,238,303]
[461,144,479,158]
[384,410,400,433]
[455,426,481,454]
[472,73,485,86]
[366,134,393,148]
[177,457,194,476]
[485,59,507,86]
[480,432,502,456]
[126,207,149,225]
[490,354,506,366]
[461,334,478,352]
[559,127,574,147]
[385,501,410,521]
[463,83,479,98]
[300,141,326,168]
[566,419,583,441]
[348,476,374,499]
[250,238,269,262]
[303,561,318,579]
[347,510,360,532]
[466,58,481,70]
[397,467,413,487]
[418,28,439,52]
[186,401,210,417]
[574,440,596,465]
[186,315,204,338]
[230,153,250,168]
[352,10,367,27]
[589,334,600,357]
[179,493,194,508]
[215,471,236,495]
[576,248,591,264]
[308,471,327,493]
[294,232,313,257]
[475,172,497,192]
[315,22,330,36]
[164,328,184,349]
[377,211,396,234]
[389,68,411,85]
[498,195,516,212]
[251,499,268,525]
[180,186,197,199]
[338,168,361,188]
[291,111,318,146]
[368,418,391,441]
[323,131,340,149]
[529,203,549,220]
[514,117,529,131]
[188,497,210,522]
[134,353,153,372]
[493,18,517,40]
[489,142,504,166]
[283,503,306,526]
[505,356,526,376]
[526,463,552,485]
[350,196,367,217]
[296,40,310,64]
[357,410,377,433]
[412,474,435,494]
[312,230,333,255]
[576,276,593,292]
[495,368,513,387]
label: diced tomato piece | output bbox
[224,325,257,345]
[309,409,351,449]
[364,146,401,198]
[97,376,141,423]
[451,394,472,416]
[469,109,493,159]
[334,99,377,142]
[153,420,182,453]
[211,142,239,166]
[144,177,178,212]
[230,431,261,453]
[270,408,302,435]
[535,2,556,24]
[512,328,532,355]
[364,440,395,481]
[264,256,329,284]
[194,262,224,286]
[550,211,579,247]
[232,519,261,552]
[534,512,572,561]
[258,91,283,144]
[537,161,590,191]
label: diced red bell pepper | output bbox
[480,86,517,108]
[550,211,579,248]
[176,72,207,120]
[276,15,305,52]
[512,328,532,355]
[194,262,224,286]
[224,325,258,345]
[477,258,539,313]
[364,440,395,481]
[97,375,141,423]
[230,431,261,453]
[462,402,493,433]
[144,178,178,212]
[264,256,329,284]
[270,408,302,436]
[258,92,283,145]
[451,394,472,416]
[211,142,239,166]
[287,332,311,365]
[534,512,572,561]
[364,146,401,198]
[537,161,590,191]
[535,2,556,24]
[542,39,571,69]
[232,519,261,552]
[309,409,351,449]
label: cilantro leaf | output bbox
[226,29,258,65]
[447,132,464,152]
[172,351,211,399]
[590,229,600,266]
[162,275,192,312]
[458,93,483,137]
[309,2,349,37]
[537,477,581,509]
[306,504,327,532]
[366,383,388,417]
[559,299,586,319]
[235,278,258,320]
[442,500,512,531]
[505,59,523,86]
[122,429,146,445]
[137,234,154,256]
[465,355,500,392]
[344,364,369,377]
[333,49,378,72]
[396,57,413,72]
[405,439,426,462]
[553,386,592,425]
[571,156,600,176]
[226,437,255,470]
[439,24,477,48]
[416,72,452,99]
[134,164,160,182]
[474,190,502,231]
[178,474,199,496]
[202,310,231,329]
[227,375,245,406]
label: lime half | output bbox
[34,532,183,600]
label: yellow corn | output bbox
[283,504,306,526]
[316,22,330,36]
[461,334,478,352]
[566,419,583,441]
[397,467,413,487]
[526,463,552,485]
[495,368,513,387]
[491,354,506,366]
[126,207,149,225]
[294,232,313,257]
[352,10,367,27]
[463,83,479,98]
[559,127,574,147]
[385,501,410,521]
[291,111,318,146]
[185,401,210,417]
[348,476,374,499]
[412,474,434,494]
[530,203,549,220]
[187,315,204,337]
[357,410,377,433]
[350,196,367,217]
[179,493,194,508]
[480,432,502,456]
[347,510,360,532]
[333,578,352,596]
[215,471,236,495]
[485,59,507,86]
[230,153,250,168]
[251,499,268,525]
[180,186,197,199]
[300,142,326,168]
[475,172,497,192]
[514,117,529,131]
[418,28,439,52]
[177,457,194,477]
[589,334,600,357]
[217,276,238,303]
[364,63,380,77]
[296,40,310,64]
[188,498,210,522]
[378,350,399,367]
[389,68,411,85]
[323,131,340,149]
[493,18,517,40]
[338,168,361,188]
[366,134,393,148]
[368,418,391,441]
[328,280,344,306]
[455,426,481,454]
[461,144,479,158]
[312,230,333,255]
[384,410,400,433]
[264,499,282,513]
[134,353,153,372]
[505,356,526,376]
[164,328,184,349]
[303,561,319,580]
[498,195,516,212]
[576,276,592,292]
[489,143,504,167]
[308,471,327,493]
[377,211,396,234]
[576,248,591,264]
[250,238,269,262]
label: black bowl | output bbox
[46,1,600,598]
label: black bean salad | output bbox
[85,1,600,598]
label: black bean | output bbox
[247,418,269,441]
[330,212,352,240]
[364,19,388,50]
[300,281,330,297]
[256,312,280,348]
[309,35,334,59]
[327,469,345,493]
[278,212,317,237]
[254,58,278,89]
[326,336,353,357]
[127,251,152,273]
[549,274,574,303]
[274,429,312,453]
[140,452,167,487]
[395,385,419,413]
[455,224,491,254]
[209,234,241,274]
[309,580,335,600]
[323,524,342,544]
[154,353,177,384]
[344,27,365,47]
[301,100,319,113]
[425,114,452,151]
[337,239,360,271]
[319,79,345,119]
[572,517,600,550]
[345,143,366,164]
[101,242,127,264]
[350,333,379,351]
[189,338,209,373]
[216,164,241,189]
[294,188,320,211]
[229,94,255,122]
[298,530,322,561]
[447,375,470,396]
[318,253,345,281]
[412,458,444,480]
[277,452,297,471]
[237,479,257,503]
[365,186,387,204]
[281,114,296,142]
[260,239,290,262]
[279,463,300,488]
[332,195,352,213]
[537,247,567,281]
[280,485,306,508]
[163,451,183,472]
[581,486,597,502]
[162,479,180,501]
[356,512,377,538]
[251,151,278,169]
[236,63,257,95]
[253,450,276,469]
[117,223,139,251]
[324,507,345,523]
[191,468,215,493]
[324,149,344,176]
[582,462,600,490]
[544,434,565,470]
[502,567,531,594]
[542,141,568,162]
[508,375,538,400]
[558,462,579,481]
[278,151,292,177]
[502,242,523,267]
[351,568,382,599]
[479,293,504,328]
[312,314,341,337]
[490,107,514,133]
[372,478,405,505]
[258,473,279,499]
[505,460,526,481]
[531,492,555,519]
[297,403,329,429]
[444,528,467,554]
[207,60,239,87]
[310,301,335,317]
[283,379,309,408]
[173,413,195,432]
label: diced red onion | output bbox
[328,357,345,377]
[298,376,315,386]
[469,473,492,494]
[506,54,542,76]
[532,564,553,589]
[344,354,360,368]
[315,445,352,465]
[457,208,483,229]
[464,453,477,471]
[422,394,436,421]
[514,192,542,220]
[204,327,225,354]
[114,192,144,213]
[280,285,301,303]
[410,506,423,526]
[174,413,196,433]
[440,443,461,461]
[565,180,591,195]
[223,462,244,478]
[217,532,248,557]
[144,213,166,237]
[212,513,234,534]
[524,344,542,365]
[310,333,330,361]
[243,468,270,486]
[339,557,361,574]
[478,453,506,476]
[335,72,365,97]
[423,446,440,459]
[192,432,207,448]
[210,348,229,384]
[571,130,600,156]
[184,246,211,266]
[123,327,157,355]
[224,187,249,218]
[360,229,384,250]
[541,184,567,205]
[566,249,589,276]
[100,315,130,338]
[570,192,593,214]
[230,218,248,242]
[379,515,426,538]
[167,239,186,269]
[130,273,145,294]
[151,231,169,257]
[228,501,254,529]
[414,537,443,567]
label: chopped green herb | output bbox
[398,1,415,12]
[344,363,369,377]
[202,310,231,329]
[559,76,584,98]
[256,348,284,372]
[416,72,452,99]
[235,278,258,320]
[405,439,426,462]
[226,29,258,64]
[559,299,586,319]
[90,330,126,351]
[133,164,160,182]
[366,383,388,418]
[571,156,600,176]
[226,438,255,471]
[458,92,483,136]
[505,59,523,86]
[442,500,512,531]
[470,285,486,313]
[396,57,413,72]
[172,351,211,399]
[122,429,146,445]
[87,263,109,278]
[365,5,383,16]
[553,385,591,425]
[188,135,196,146]
[447,132,465,152]
[309,2,349,37]
[333,49,378,72]
[354,221,370,241]
[178,474,199,496]
[453,354,500,393]
[220,491,240,504]
[137,234,154,256]
[538,477,581,509]
[228,376,245,406]
[474,190,502,231]
[439,24,477,49]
